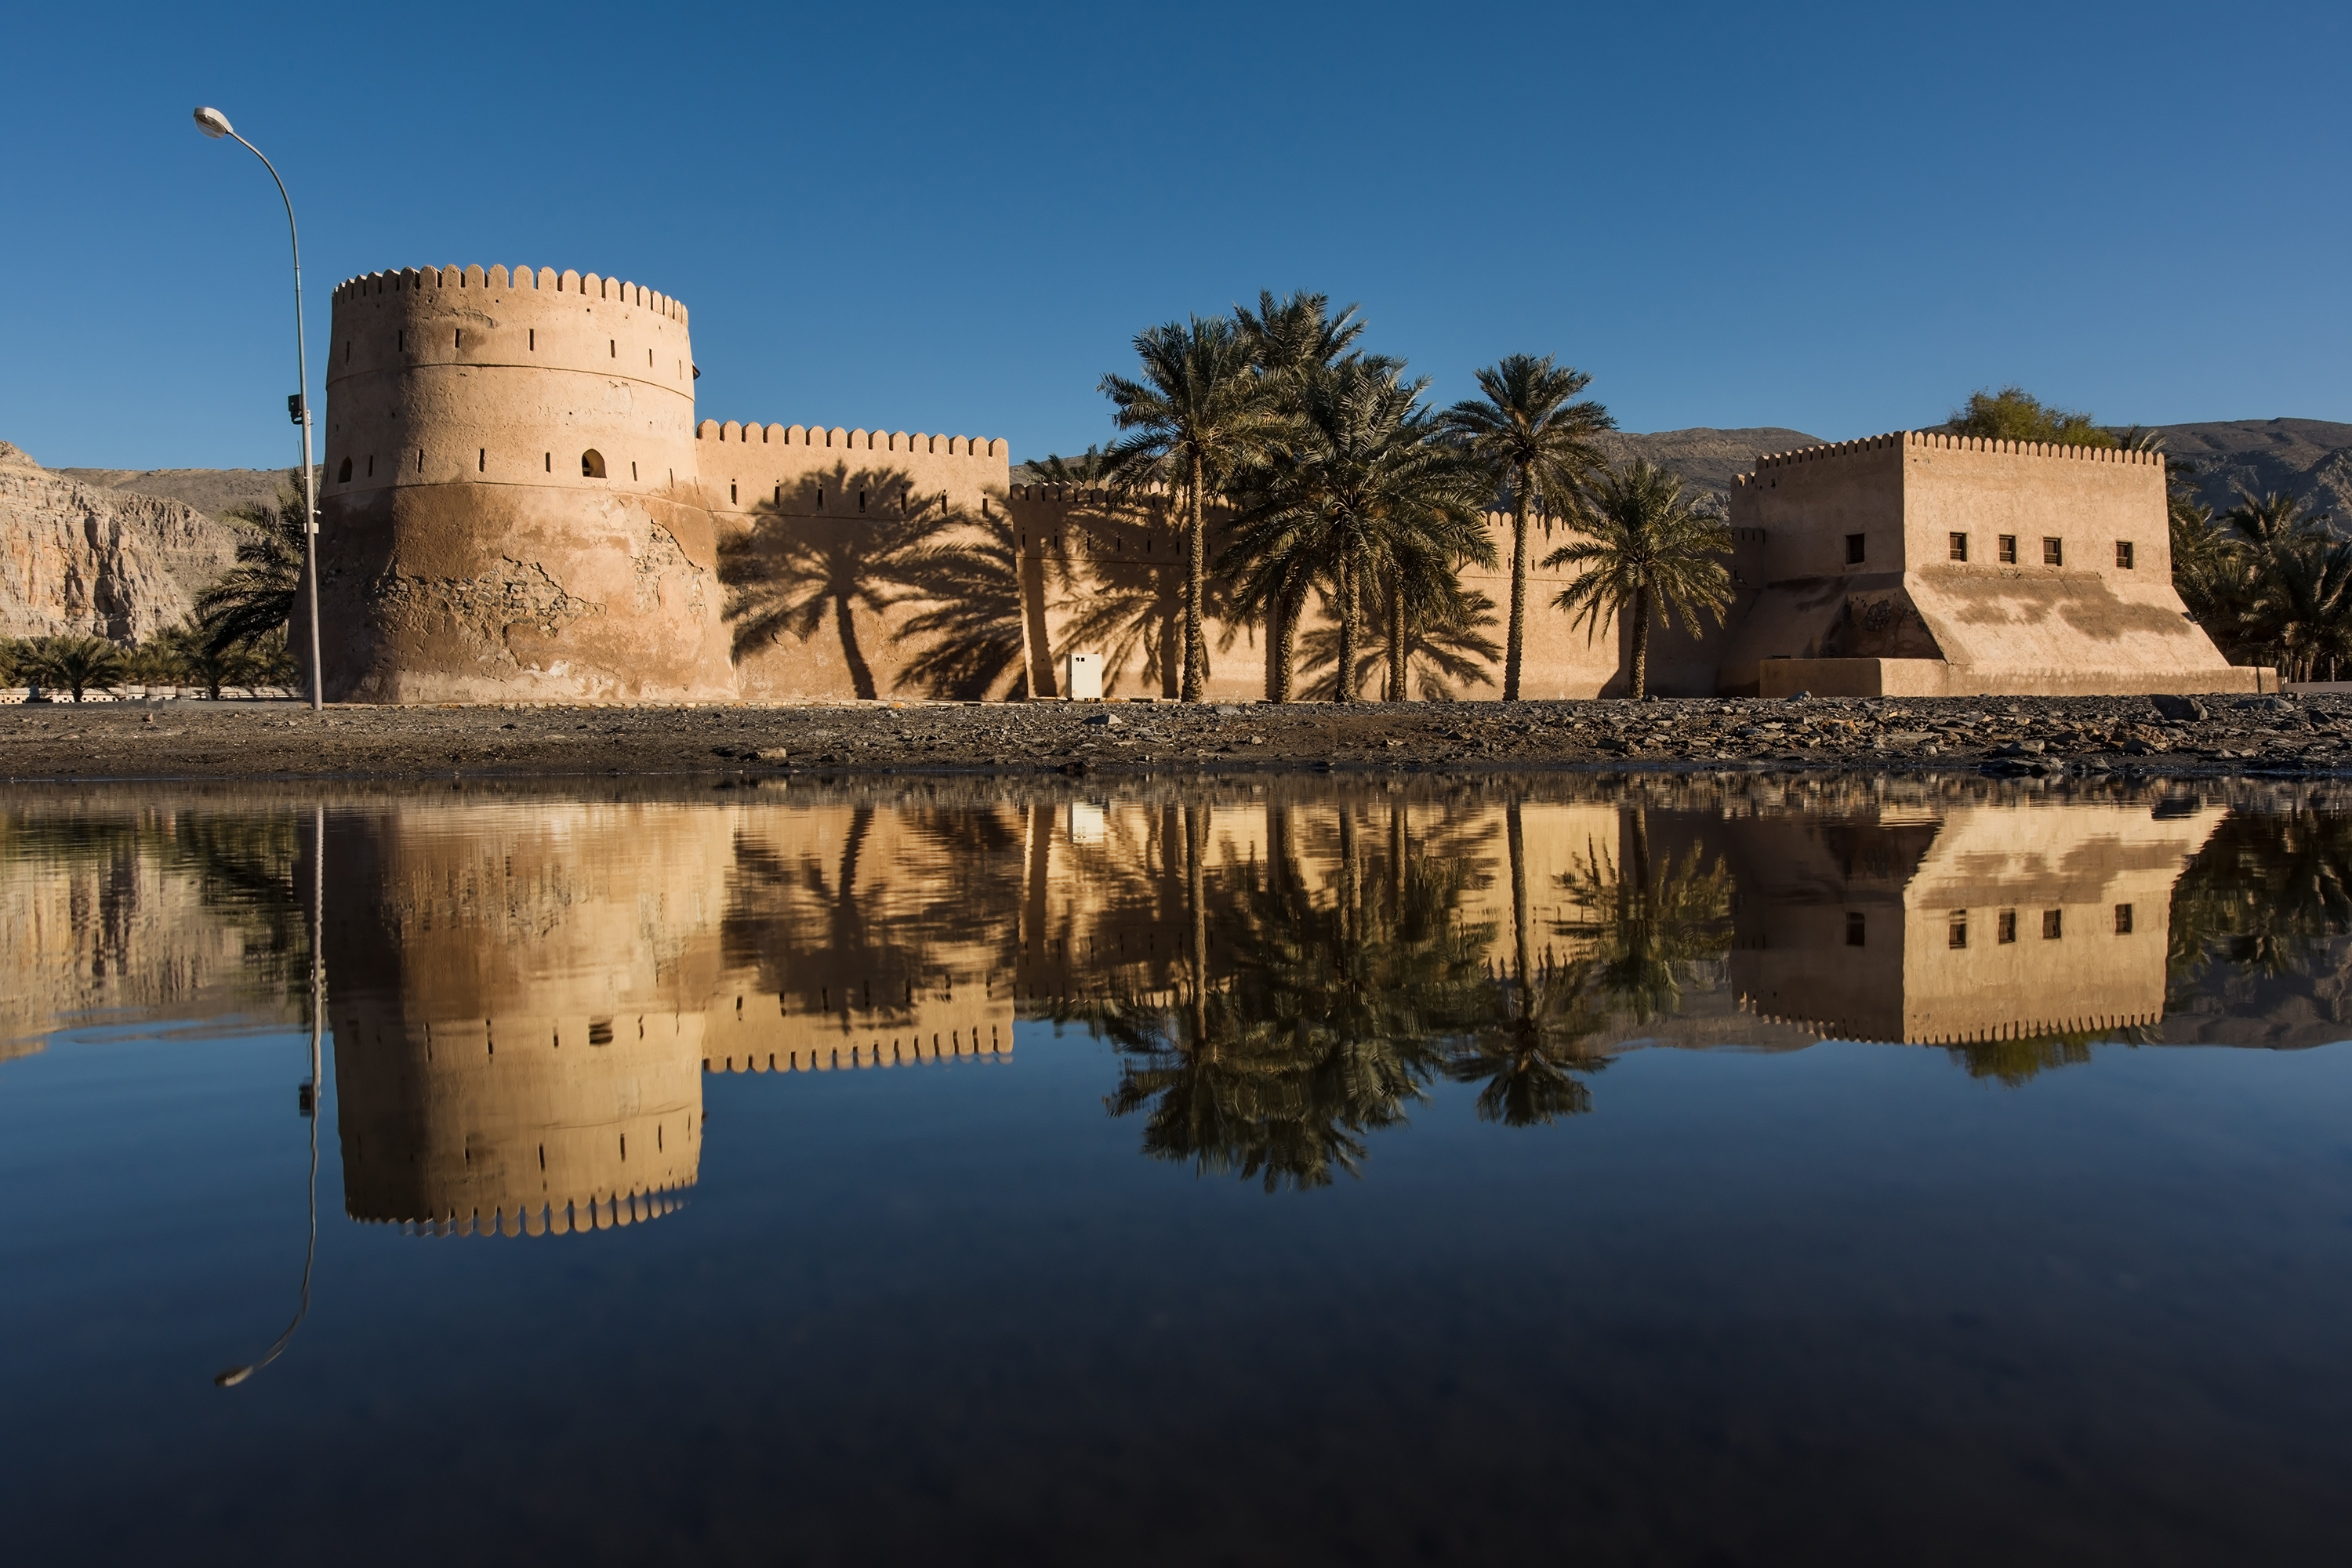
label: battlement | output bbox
[1735,430,2163,485]
[332,265,687,326]
[699,422,1004,459]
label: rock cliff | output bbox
[0,442,241,642]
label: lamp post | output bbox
[192,106,323,713]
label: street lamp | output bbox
[192,105,323,713]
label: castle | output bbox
[318,263,2260,703]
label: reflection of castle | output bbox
[1719,803,2220,1044]
[324,802,727,1236]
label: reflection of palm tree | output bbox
[2168,809,2352,993]
[1098,800,1492,1190]
[1555,810,1733,1022]
[720,463,930,699]
[726,806,931,1021]
[1450,800,1608,1125]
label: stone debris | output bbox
[0,691,2342,783]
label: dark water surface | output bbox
[4,775,2350,1566]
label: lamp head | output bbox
[192,107,234,140]
[213,1365,253,1387]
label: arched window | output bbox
[337,457,353,483]
[581,450,607,479]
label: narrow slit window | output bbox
[416,450,423,473]
[1948,532,1968,562]
[343,339,351,364]
[367,455,374,477]
[397,329,405,351]
[2043,537,2063,566]
[528,328,535,351]
[609,339,616,358]
[2114,902,2134,934]
[2115,540,2136,569]
[1844,533,1865,565]
[2042,909,2063,939]
[858,490,867,513]
[454,328,462,349]
[544,452,551,473]
[630,461,637,480]
[1998,909,2018,944]
[1998,534,2018,564]
[730,481,738,503]
[477,448,485,472]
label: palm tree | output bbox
[1221,292,1383,702]
[2223,487,2325,550]
[1544,459,1733,700]
[1439,356,1614,700]
[1101,315,1288,702]
[1225,363,1493,701]
[720,463,929,700]
[19,635,128,702]
[2248,534,2352,681]
[197,477,309,663]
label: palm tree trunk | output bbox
[1504,458,1529,702]
[1508,799,1533,1024]
[1182,452,1206,702]
[1387,575,1407,702]
[836,595,877,700]
[1630,584,1650,701]
[1335,555,1359,701]
[1271,576,1298,704]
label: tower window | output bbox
[582,450,607,479]
[1844,533,1864,565]
[367,455,374,477]
[610,339,616,358]
[545,452,551,472]
[454,328,462,349]
[2043,537,2063,566]
[858,490,867,513]
[1947,910,1967,949]
[631,461,637,480]
[397,329,405,351]
[1845,912,1866,947]
[1998,909,2018,943]
[528,328,535,351]
[1948,532,1968,562]
[2114,903,2134,934]
[2115,540,2136,569]
[1998,534,2018,564]
[2042,909,2063,939]
[338,457,352,482]
[478,448,485,472]
[730,481,738,503]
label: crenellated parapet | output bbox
[1735,429,2165,488]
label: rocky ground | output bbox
[0,691,2344,784]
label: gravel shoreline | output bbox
[1,691,2344,785]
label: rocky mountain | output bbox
[56,463,296,523]
[2145,419,2352,525]
[1601,426,1824,510]
[0,442,242,643]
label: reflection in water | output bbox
[5,779,2345,1214]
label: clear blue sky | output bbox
[5,1,2345,472]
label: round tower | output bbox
[318,264,736,702]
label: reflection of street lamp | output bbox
[216,805,327,1388]
[191,105,322,713]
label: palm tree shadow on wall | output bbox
[720,463,933,701]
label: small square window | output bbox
[2114,903,2133,935]
[1949,532,1969,562]
[1845,912,1867,947]
[1948,911,1968,949]
[1998,909,2018,944]
[2115,540,2135,569]
[2042,909,2063,939]
[2044,537,2064,566]
[1845,533,1866,566]
[1998,535,2018,564]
